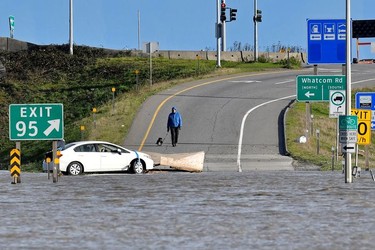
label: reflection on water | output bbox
[0,171,375,249]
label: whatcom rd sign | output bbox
[9,104,64,141]
[296,75,346,102]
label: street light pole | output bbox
[254,0,258,61]
[69,0,73,55]
[138,10,141,50]
[345,0,352,183]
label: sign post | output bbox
[9,103,64,183]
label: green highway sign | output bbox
[296,75,346,102]
[9,16,15,30]
[9,104,64,141]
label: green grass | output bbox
[286,88,375,170]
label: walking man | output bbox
[167,107,182,147]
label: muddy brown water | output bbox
[0,170,374,249]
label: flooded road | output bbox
[1,170,375,249]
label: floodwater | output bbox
[1,170,375,250]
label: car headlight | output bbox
[143,154,152,159]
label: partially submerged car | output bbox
[47,141,154,175]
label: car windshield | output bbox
[62,143,77,151]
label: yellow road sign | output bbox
[10,149,21,177]
[351,109,371,145]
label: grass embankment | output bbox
[0,45,296,171]
[286,88,375,170]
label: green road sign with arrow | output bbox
[296,75,346,102]
[9,104,64,141]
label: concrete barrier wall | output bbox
[157,51,207,60]
[0,37,36,52]
[154,50,304,63]
[0,37,306,63]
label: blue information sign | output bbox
[307,19,346,64]
[355,92,375,130]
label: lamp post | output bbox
[69,0,74,55]
[138,10,141,50]
[344,0,352,183]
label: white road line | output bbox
[237,94,296,172]
[237,78,375,172]
[274,80,294,85]
[229,80,261,83]
[236,76,375,172]
[352,78,375,85]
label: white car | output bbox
[57,141,154,175]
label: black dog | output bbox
[156,138,163,146]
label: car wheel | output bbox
[68,162,83,175]
[132,160,144,174]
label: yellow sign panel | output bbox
[351,109,371,145]
[10,148,21,177]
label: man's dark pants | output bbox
[170,127,179,146]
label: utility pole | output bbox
[345,0,352,183]
[149,43,152,86]
[138,10,141,50]
[69,0,73,55]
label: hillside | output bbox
[0,44,295,170]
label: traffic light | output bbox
[220,3,226,22]
[230,8,237,22]
[254,9,262,22]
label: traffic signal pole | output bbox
[222,0,226,51]
[254,0,258,61]
[216,0,222,67]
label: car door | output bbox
[96,143,132,171]
[74,143,101,172]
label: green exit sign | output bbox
[296,75,346,102]
[9,104,64,141]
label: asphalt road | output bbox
[124,64,375,171]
